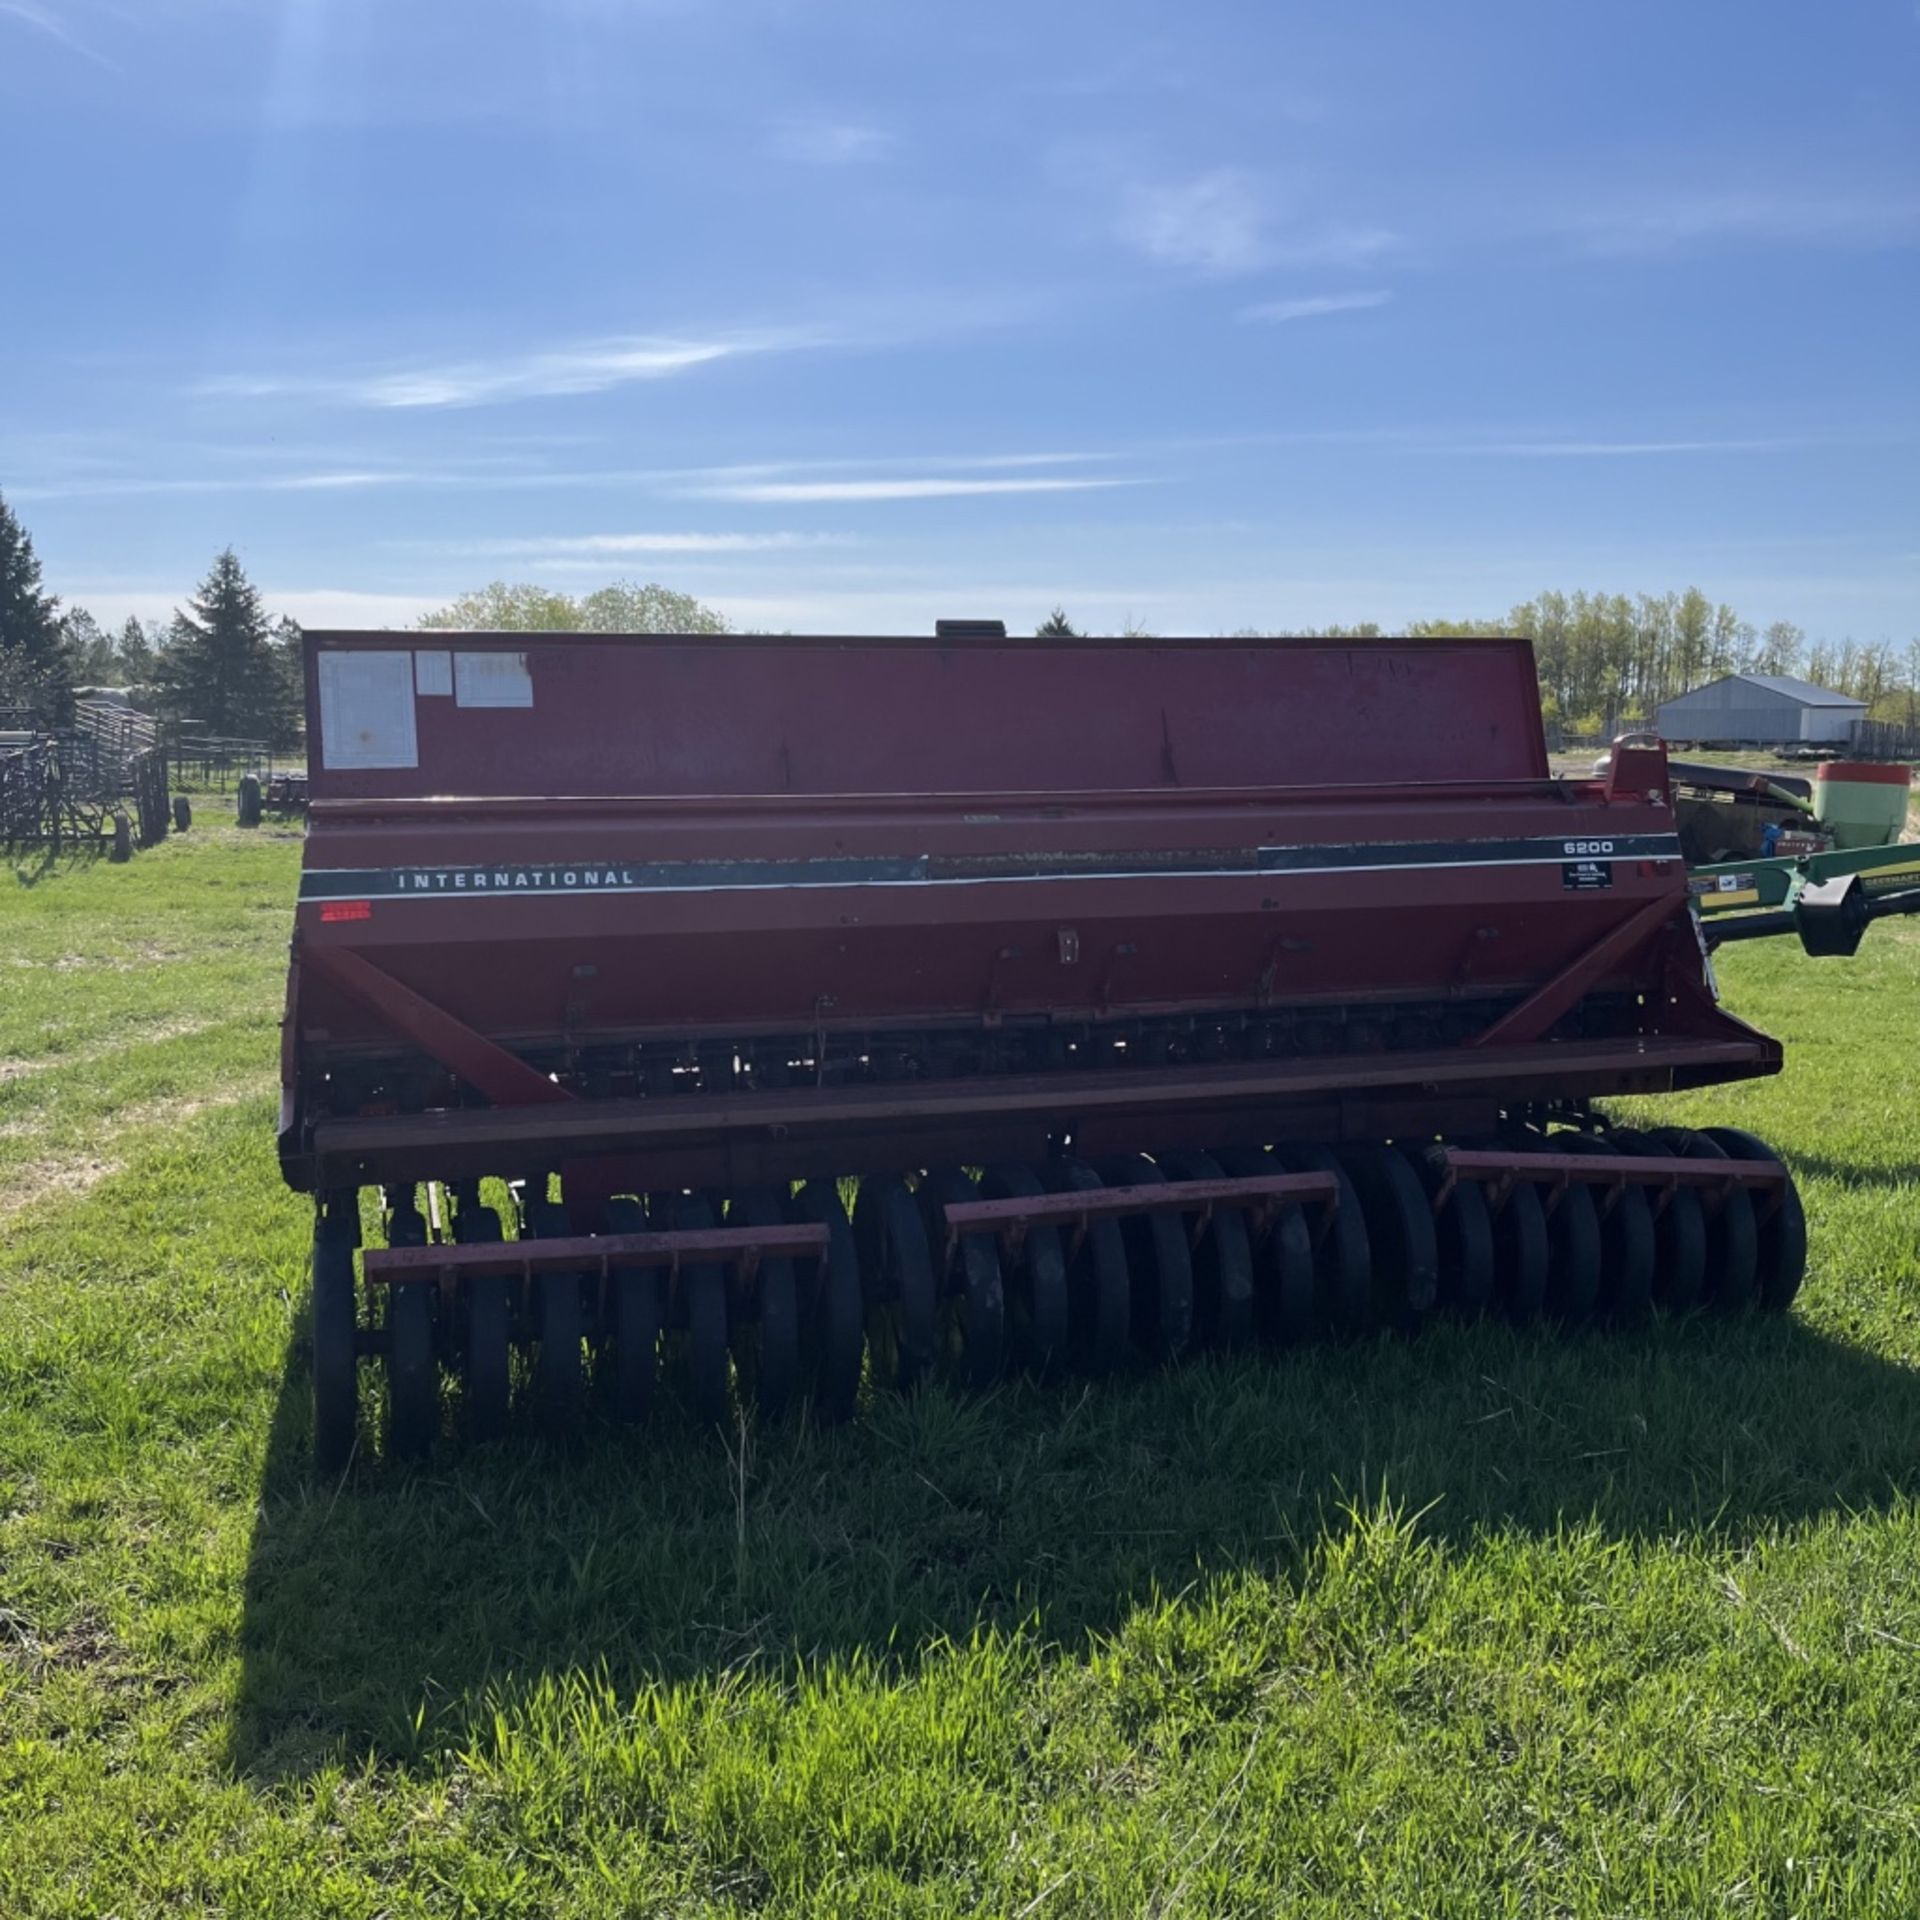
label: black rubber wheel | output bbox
[386,1282,438,1461]
[918,1169,1006,1390]
[1213,1146,1315,1346]
[1700,1127,1806,1314]
[311,1196,359,1473]
[529,1202,585,1422]
[794,1179,865,1420]
[1398,1143,1495,1320]
[1095,1155,1193,1361]
[660,1193,729,1427]
[1333,1143,1438,1332]
[851,1175,938,1391]
[1541,1181,1603,1326]
[454,1197,510,1441]
[236,775,262,828]
[982,1165,1070,1378]
[1159,1148,1254,1350]
[1550,1134,1654,1325]
[600,1196,661,1424]
[727,1189,797,1420]
[1270,1144,1372,1335]
[1650,1129,1759,1311]
[1610,1128,1708,1313]
[1490,1179,1549,1324]
[1040,1157,1131,1373]
[171,794,192,833]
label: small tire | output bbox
[1700,1128,1807,1314]
[602,1197,662,1424]
[386,1284,438,1462]
[529,1202,585,1423]
[311,1198,359,1473]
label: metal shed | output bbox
[1655,673,1866,747]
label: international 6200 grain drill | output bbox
[279,627,1918,1466]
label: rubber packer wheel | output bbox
[851,1176,938,1391]
[529,1201,585,1422]
[1699,1127,1805,1313]
[1649,1129,1759,1311]
[1270,1145,1371,1336]
[661,1192,729,1428]
[794,1179,865,1421]
[727,1188,797,1421]
[1212,1146,1315,1346]
[1398,1143,1494,1320]
[386,1282,438,1461]
[1039,1158,1130,1374]
[1609,1128,1708,1314]
[1157,1148,1254,1350]
[1550,1133,1654,1326]
[311,1198,359,1473]
[601,1196,662,1424]
[1332,1143,1438,1332]
[981,1165,1070,1378]
[919,1168,1006,1390]
[454,1198,511,1441]
[1094,1155,1192,1361]
[1489,1178,1549,1325]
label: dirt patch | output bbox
[0,1015,221,1086]
[0,1604,125,1681]
[0,1078,270,1224]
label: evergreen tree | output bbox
[1035,607,1079,638]
[0,489,75,723]
[116,616,156,689]
[61,607,116,683]
[157,549,298,740]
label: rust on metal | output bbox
[942,1169,1339,1261]
[361,1220,829,1285]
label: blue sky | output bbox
[1,0,1915,637]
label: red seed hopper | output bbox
[282,628,1810,1466]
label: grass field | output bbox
[3,823,1920,1916]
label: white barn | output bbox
[1654,673,1865,747]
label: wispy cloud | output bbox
[1240,289,1393,325]
[776,119,891,165]
[200,330,813,411]
[1117,169,1268,274]
[0,0,116,70]
[8,449,1120,504]
[415,531,851,557]
[683,476,1144,503]
[1558,187,1920,256]
[1457,436,1810,457]
[1113,168,1397,277]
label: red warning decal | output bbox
[319,900,373,923]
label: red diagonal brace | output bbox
[304,942,575,1108]
[1469,894,1680,1050]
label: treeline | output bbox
[0,491,304,745]
[1239,587,1920,733]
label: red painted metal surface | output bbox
[305,631,1552,802]
[279,629,1784,1194]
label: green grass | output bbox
[3,833,1919,1915]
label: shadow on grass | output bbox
[9,842,107,888]
[1779,1152,1920,1191]
[231,1309,1920,1780]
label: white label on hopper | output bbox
[413,649,453,696]
[454,650,534,708]
[317,649,418,770]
